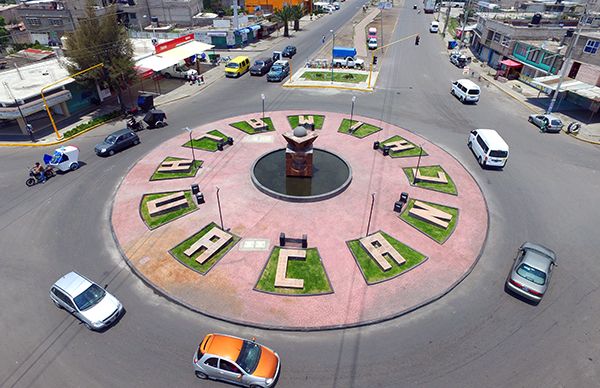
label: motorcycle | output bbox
[26,166,55,187]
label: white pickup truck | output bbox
[160,64,198,79]
[332,56,364,69]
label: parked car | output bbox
[250,57,274,76]
[282,45,296,58]
[528,114,564,133]
[332,1,341,9]
[506,242,557,304]
[160,64,197,79]
[50,272,123,330]
[430,21,440,33]
[193,333,280,388]
[95,128,140,156]
[450,52,468,68]
[267,60,290,82]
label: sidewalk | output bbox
[446,42,600,145]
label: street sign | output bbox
[384,2,392,9]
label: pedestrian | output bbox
[199,75,205,85]
[26,123,35,142]
[322,35,326,44]
[415,34,420,45]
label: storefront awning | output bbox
[500,59,523,68]
[135,40,214,72]
[249,25,261,31]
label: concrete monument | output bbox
[282,126,319,177]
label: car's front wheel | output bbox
[52,299,62,309]
[195,371,208,379]
[528,117,533,123]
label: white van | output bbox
[430,21,439,33]
[451,79,480,103]
[468,129,509,168]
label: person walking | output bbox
[26,124,36,142]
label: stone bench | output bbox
[157,159,193,173]
[386,139,415,152]
[298,115,315,130]
[184,227,233,264]
[360,232,405,271]
[202,133,223,142]
[348,120,363,133]
[279,232,308,248]
[413,168,448,184]
[274,248,305,289]
[248,118,267,131]
[408,200,453,229]
[147,191,188,217]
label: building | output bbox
[17,0,76,45]
[472,12,582,67]
[16,0,203,45]
[0,4,21,24]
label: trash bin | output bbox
[448,40,457,49]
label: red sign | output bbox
[155,34,194,54]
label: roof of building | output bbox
[0,58,73,104]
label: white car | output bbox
[161,64,198,79]
[50,272,123,330]
[332,1,341,9]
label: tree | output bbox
[0,17,10,50]
[273,6,294,37]
[290,4,304,32]
[64,0,136,108]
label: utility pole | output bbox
[459,0,470,47]
[546,10,586,114]
[441,3,452,37]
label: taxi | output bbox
[193,333,280,387]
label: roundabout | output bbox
[111,110,488,329]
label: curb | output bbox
[0,115,124,148]
[283,82,373,92]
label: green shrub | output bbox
[64,109,122,138]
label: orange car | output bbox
[193,333,280,387]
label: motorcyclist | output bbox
[415,34,420,45]
[32,162,46,183]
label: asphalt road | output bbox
[1,1,600,387]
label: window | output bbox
[516,263,546,285]
[526,49,540,62]
[204,358,218,368]
[476,136,489,152]
[219,360,241,374]
[501,35,510,47]
[541,53,556,66]
[26,18,41,26]
[584,39,600,54]
[492,32,501,43]
[514,43,527,57]
[49,19,63,26]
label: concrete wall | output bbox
[573,62,600,85]
[570,33,600,67]
[147,0,202,26]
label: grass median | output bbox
[150,157,203,181]
[140,190,197,229]
[230,118,275,134]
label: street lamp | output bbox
[261,93,266,130]
[216,186,224,230]
[182,126,196,162]
[330,29,335,84]
[413,144,424,184]
[366,192,375,236]
[350,95,356,125]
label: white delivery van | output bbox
[468,129,509,168]
[451,79,480,103]
[430,21,439,33]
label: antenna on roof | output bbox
[14,63,23,80]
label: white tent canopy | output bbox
[136,40,214,71]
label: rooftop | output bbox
[0,58,73,104]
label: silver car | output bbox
[528,114,564,133]
[506,242,557,304]
[50,272,123,330]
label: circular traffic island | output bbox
[111,111,488,330]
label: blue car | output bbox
[266,60,290,82]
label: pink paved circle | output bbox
[111,111,488,329]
